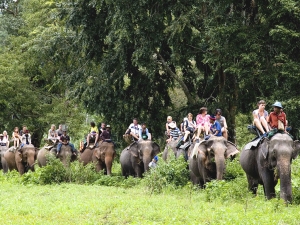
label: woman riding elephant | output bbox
[240,133,300,202]
[189,136,239,187]
[120,140,160,178]
[4,144,37,175]
[79,141,116,175]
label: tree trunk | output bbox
[156,51,200,106]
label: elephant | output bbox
[162,140,178,160]
[120,140,160,178]
[163,137,190,161]
[0,146,9,173]
[79,141,116,175]
[4,144,37,175]
[37,144,77,167]
[189,136,239,187]
[240,133,300,202]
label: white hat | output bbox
[168,122,176,129]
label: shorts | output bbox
[186,127,195,133]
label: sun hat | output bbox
[168,122,176,129]
[272,101,283,109]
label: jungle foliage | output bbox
[0,0,300,143]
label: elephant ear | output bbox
[198,141,208,155]
[260,138,270,159]
[152,142,161,155]
[225,141,240,159]
[129,142,139,157]
[292,140,300,159]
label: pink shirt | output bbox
[196,114,210,126]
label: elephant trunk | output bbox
[277,159,292,202]
[215,154,225,180]
[143,157,152,172]
[27,156,35,172]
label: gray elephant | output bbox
[0,146,9,173]
[162,140,178,160]
[120,140,160,178]
[189,136,239,187]
[240,133,300,202]
[79,141,116,175]
[163,138,190,161]
[37,144,77,167]
[4,144,37,175]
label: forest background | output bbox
[1,0,300,148]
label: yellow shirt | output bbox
[90,126,98,133]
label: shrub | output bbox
[204,177,249,202]
[38,155,67,184]
[224,158,245,180]
[65,161,102,184]
[142,154,189,193]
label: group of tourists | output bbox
[80,122,112,151]
[47,124,77,155]
[252,100,288,137]
[0,126,32,154]
[164,100,288,147]
[123,118,151,141]
[165,108,228,146]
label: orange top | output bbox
[268,111,286,129]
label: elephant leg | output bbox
[246,174,258,195]
[261,170,276,199]
[134,164,143,177]
[190,170,200,186]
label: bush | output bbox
[204,177,249,202]
[224,158,245,180]
[142,154,189,194]
[65,161,102,184]
[38,155,67,184]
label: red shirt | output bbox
[268,111,286,129]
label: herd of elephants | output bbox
[0,132,299,202]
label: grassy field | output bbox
[1,180,300,225]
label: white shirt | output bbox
[148,161,157,168]
[128,123,142,135]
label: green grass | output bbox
[1,181,300,224]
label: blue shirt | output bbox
[210,121,222,137]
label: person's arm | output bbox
[253,110,259,120]
[139,128,142,140]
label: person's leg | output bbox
[86,134,91,146]
[260,117,270,132]
[253,118,266,134]
[222,127,228,140]
[94,134,99,147]
[194,126,200,139]
[183,131,190,142]
[56,143,62,155]
[69,143,77,155]
[130,132,139,141]
[14,139,16,148]
[204,123,210,136]
[16,139,20,148]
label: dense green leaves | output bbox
[1,0,300,142]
